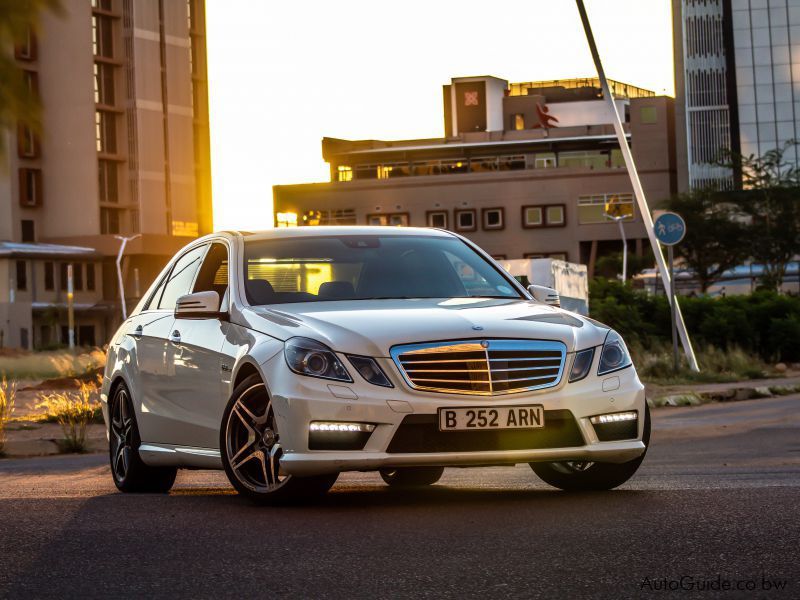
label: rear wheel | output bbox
[530,404,651,492]
[380,466,444,487]
[109,383,177,493]
[221,373,338,504]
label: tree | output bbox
[0,0,62,158]
[663,188,749,293]
[718,141,800,290]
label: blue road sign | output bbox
[654,212,686,246]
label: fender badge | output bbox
[472,325,484,331]
[481,340,489,348]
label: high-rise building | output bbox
[673,0,800,190]
[0,0,212,349]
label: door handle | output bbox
[132,325,143,339]
[169,330,181,344]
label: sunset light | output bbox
[205,0,674,231]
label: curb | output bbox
[648,383,800,408]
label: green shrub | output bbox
[589,281,800,363]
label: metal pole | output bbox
[617,217,627,283]
[67,264,75,350]
[575,0,699,371]
[116,238,129,320]
[669,246,678,371]
[115,234,141,321]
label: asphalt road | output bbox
[1,395,798,599]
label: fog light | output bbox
[590,411,638,442]
[590,411,637,424]
[309,421,375,432]
[308,421,376,450]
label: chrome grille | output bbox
[391,340,566,396]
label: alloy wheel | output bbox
[110,388,134,482]
[224,383,288,493]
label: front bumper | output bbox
[261,351,647,477]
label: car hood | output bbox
[239,298,608,357]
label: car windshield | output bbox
[242,234,522,304]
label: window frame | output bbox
[426,210,448,229]
[18,168,42,207]
[522,204,567,229]
[454,209,477,232]
[481,207,505,231]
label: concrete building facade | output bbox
[673,0,800,190]
[0,0,212,348]
[274,76,677,270]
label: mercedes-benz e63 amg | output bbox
[102,227,649,503]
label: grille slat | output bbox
[391,339,567,396]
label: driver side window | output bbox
[192,242,230,311]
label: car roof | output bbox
[230,226,456,241]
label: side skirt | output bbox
[139,443,222,469]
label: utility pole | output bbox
[67,264,75,350]
[114,234,141,321]
[575,0,699,371]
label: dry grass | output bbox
[0,377,17,457]
[635,342,769,384]
[36,381,101,453]
[0,348,106,381]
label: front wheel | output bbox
[109,382,177,493]
[530,404,651,492]
[220,373,338,505]
[380,466,444,487]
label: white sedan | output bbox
[102,227,649,503]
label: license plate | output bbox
[438,405,545,431]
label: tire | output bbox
[109,382,177,493]
[380,466,445,487]
[530,404,651,492]
[220,373,338,505]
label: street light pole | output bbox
[575,0,699,371]
[114,234,141,321]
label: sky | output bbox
[205,0,675,231]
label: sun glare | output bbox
[205,0,674,232]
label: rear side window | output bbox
[156,245,207,310]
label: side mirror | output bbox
[527,284,561,308]
[175,291,221,319]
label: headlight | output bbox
[346,355,394,387]
[568,348,594,382]
[284,337,352,382]
[597,330,632,375]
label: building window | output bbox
[92,0,113,10]
[337,165,353,182]
[95,111,116,153]
[23,70,39,98]
[640,106,657,124]
[16,261,27,291]
[14,26,37,60]
[73,263,84,291]
[426,210,448,229]
[93,62,115,106]
[18,168,42,206]
[533,153,556,168]
[546,205,565,226]
[482,207,504,230]
[60,263,68,289]
[100,207,121,234]
[45,262,54,291]
[497,155,526,170]
[20,328,29,350]
[92,15,113,58]
[491,254,507,260]
[21,220,35,242]
[367,213,408,226]
[275,212,298,227]
[87,263,96,291]
[577,193,635,224]
[512,114,525,130]
[17,122,39,157]
[454,209,476,232]
[522,204,566,228]
[98,159,118,202]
